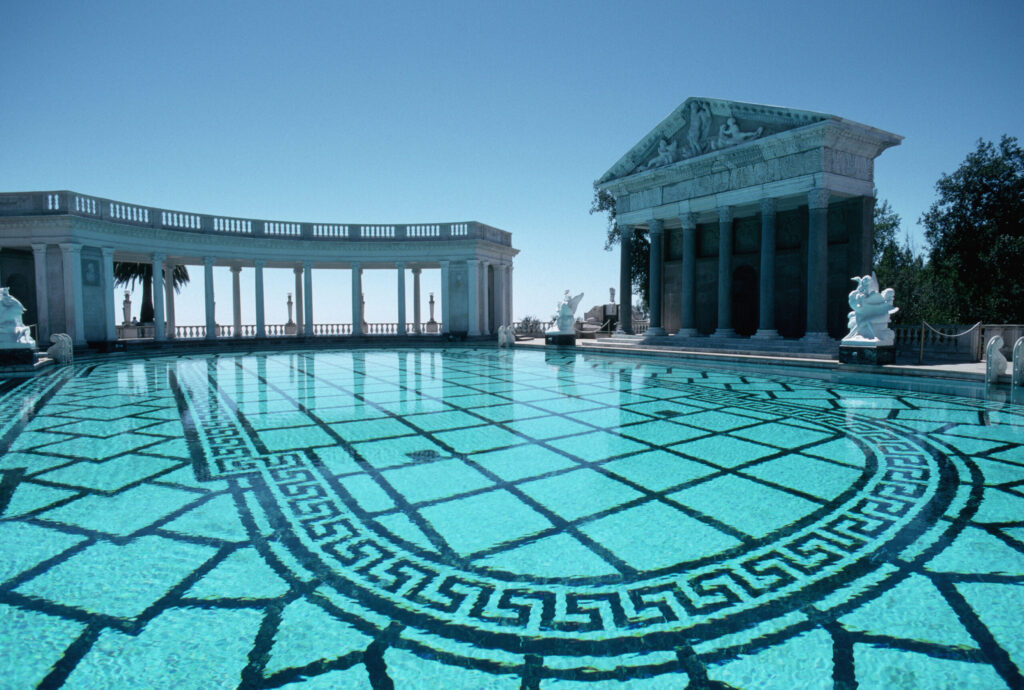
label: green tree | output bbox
[114,263,190,323]
[591,185,650,310]
[920,135,1024,323]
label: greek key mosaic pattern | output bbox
[2,349,1023,689]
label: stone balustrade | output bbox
[0,190,513,247]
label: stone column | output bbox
[647,219,666,336]
[396,262,407,335]
[230,265,242,337]
[351,262,362,336]
[674,213,697,338]
[506,264,514,326]
[59,243,86,346]
[617,224,634,334]
[151,254,165,341]
[254,259,266,337]
[293,266,304,334]
[754,198,780,339]
[467,259,480,336]
[412,267,422,334]
[204,256,216,339]
[440,261,450,333]
[711,206,735,338]
[493,263,506,328]
[31,244,50,344]
[302,260,313,336]
[804,188,831,341]
[100,247,116,342]
[480,261,490,335]
[164,261,176,339]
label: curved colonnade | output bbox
[0,191,518,346]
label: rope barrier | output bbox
[919,321,982,364]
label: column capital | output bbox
[204,256,216,267]
[293,265,303,274]
[620,223,634,238]
[351,261,361,270]
[761,197,777,215]
[411,266,422,275]
[302,259,313,270]
[152,253,166,263]
[395,261,406,270]
[717,206,734,224]
[679,213,697,231]
[31,243,48,255]
[253,258,265,269]
[229,264,242,274]
[648,218,664,235]
[100,247,115,259]
[58,242,82,254]
[808,188,830,210]
[439,260,449,268]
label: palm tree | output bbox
[113,263,190,323]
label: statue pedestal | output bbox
[0,347,36,365]
[545,333,575,346]
[425,320,438,334]
[284,322,297,335]
[839,345,895,365]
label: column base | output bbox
[645,327,667,337]
[800,331,832,344]
[672,328,698,338]
[710,329,736,339]
[752,329,781,339]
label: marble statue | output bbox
[986,335,1008,383]
[285,293,297,335]
[646,139,678,169]
[686,100,712,156]
[547,290,584,335]
[842,274,898,347]
[712,116,763,150]
[0,287,36,350]
[47,333,73,365]
[609,287,615,304]
[497,324,515,347]
[1013,337,1024,387]
[122,291,132,326]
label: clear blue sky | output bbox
[2,1,1021,327]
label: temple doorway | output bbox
[731,265,758,336]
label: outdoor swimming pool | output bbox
[1,347,1022,688]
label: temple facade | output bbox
[0,190,517,346]
[597,98,902,345]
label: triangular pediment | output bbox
[598,97,832,184]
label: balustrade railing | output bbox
[0,190,512,246]
[115,323,446,340]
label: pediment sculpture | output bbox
[642,101,767,171]
[842,274,898,347]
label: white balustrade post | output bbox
[151,253,165,341]
[302,260,313,336]
[254,259,266,338]
[100,247,116,342]
[440,261,450,334]
[351,262,362,336]
[412,267,422,334]
[31,244,50,345]
[204,256,216,339]
[467,259,480,336]
[58,243,86,346]
[164,260,176,338]
[396,262,407,335]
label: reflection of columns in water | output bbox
[257,355,268,416]
[399,351,408,402]
[233,355,245,406]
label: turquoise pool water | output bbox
[0,347,1022,689]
